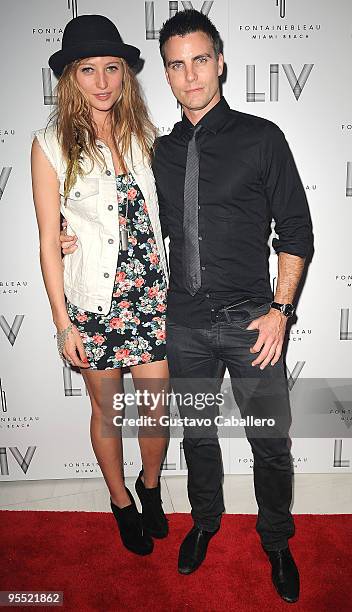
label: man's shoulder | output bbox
[154,110,284,153]
[153,125,182,166]
[229,108,284,138]
[155,121,183,146]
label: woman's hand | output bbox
[57,222,88,367]
[60,219,78,254]
[56,321,90,368]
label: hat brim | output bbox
[49,41,140,77]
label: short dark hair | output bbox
[159,9,222,64]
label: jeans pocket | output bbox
[228,301,272,331]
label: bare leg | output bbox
[81,368,131,508]
[131,359,170,488]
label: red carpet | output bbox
[1,511,351,612]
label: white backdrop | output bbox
[1,0,351,480]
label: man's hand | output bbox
[247,309,287,369]
[60,219,78,254]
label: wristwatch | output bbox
[270,302,295,318]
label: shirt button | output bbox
[104,273,109,278]
[201,266,206,271]
[108,238,114,244]
[205,293,210,298]
[98,306,102,311]
[198,205,200,210]
[105,170,112,176]
[198,236,202,241]
[108,205,113,211]
[75,191,80,198]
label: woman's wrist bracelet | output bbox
[56,323,73,360]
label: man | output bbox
[60,9,313,603]
[154,9,312,603]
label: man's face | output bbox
[163,31,224,115]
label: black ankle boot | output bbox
[135,469,169,539]
[110,487,154,555]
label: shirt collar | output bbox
[181,96,231,136]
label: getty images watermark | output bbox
[112,389,276,430]
[98,376,352,439]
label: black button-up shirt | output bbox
[152,97,313,328]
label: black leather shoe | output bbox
[135,469,169,538]
[178,525,219,575]
[110,487,154,555]
[265,546,300,603]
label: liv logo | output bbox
[340,309,352,340]
[179,441,187,470]
[346,162,352,197]
[0,378,7,413]
[63,363,85,396]
[145,1,214,39]
[0,315,24,346]
[42,69,57,105]
[274,0,286,19]
[161,451,176,470]
[0,167,12,201]
[0,446,37,475]
[287,361,305,391]
[67,0,78,18]
[333,440,350,467]
[247,64,314,102]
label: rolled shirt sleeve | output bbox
[261,123,314,259]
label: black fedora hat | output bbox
[49,14,140,77]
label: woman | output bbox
[31,14,169,556]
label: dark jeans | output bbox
[166,300,295,552]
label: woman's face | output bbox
[75,56,124,116]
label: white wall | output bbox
[0,0,351,480]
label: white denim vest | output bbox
[34,126,169,315]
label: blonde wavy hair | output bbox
[48,57,156,199]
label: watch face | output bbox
[283,304,295,317]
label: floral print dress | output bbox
[66,173,167,369]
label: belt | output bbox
[210,299,268,323]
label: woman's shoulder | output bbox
[130,131,155,166]
[32,123,62,175]
[33,123,59,147]
[145,127,157,149]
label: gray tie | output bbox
[183,125,202,296]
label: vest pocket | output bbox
[59,175,100,220]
